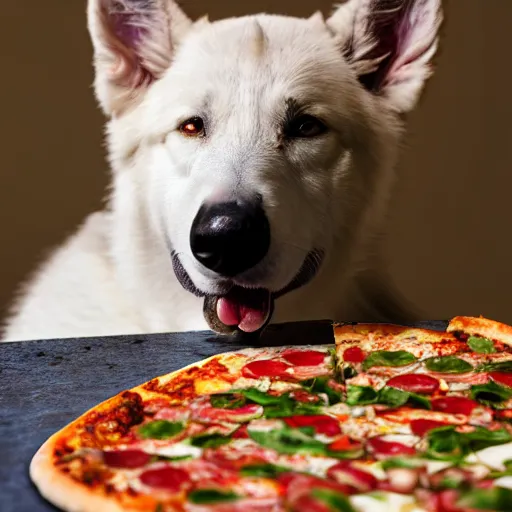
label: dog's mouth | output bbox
[172,250,324,335]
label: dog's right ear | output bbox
[87,0,194,115]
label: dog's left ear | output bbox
[88,0,194,115]
[327,0,442,113]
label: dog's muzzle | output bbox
[171,249,324,335]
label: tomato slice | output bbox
[431,396,478,416]
[343,347,365,363]
[386,374,440,395]
[103,449,151,469]
[410,419,449,437]
[281,350,326,366]
[242,360,291,379]
[284,415,341,436]
[139,467,190,491]
[490,371,512,388]
[367,436,416,456]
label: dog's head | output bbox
[88,0,442,334]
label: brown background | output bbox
[1,0,511,326]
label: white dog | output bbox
[3,0,442,341]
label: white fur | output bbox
[3,0,442,342]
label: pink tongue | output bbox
[216,292,271,333]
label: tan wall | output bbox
[1,1,511,324]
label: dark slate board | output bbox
[0,320,446,512]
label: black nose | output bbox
[190,197,271,277]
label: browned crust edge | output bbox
[332,323,456,343]
[447,316,512,346]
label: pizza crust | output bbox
[29,351,233,512]
[447,316,512,346]
[30,435,130,512]
[30,344,320,512]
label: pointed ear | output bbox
[87,0,193,115]
[328,0,442,113]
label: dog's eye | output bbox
[287,115,327,138]
[179,117,205,137]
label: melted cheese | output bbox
[351,492,423,512]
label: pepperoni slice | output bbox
[281,349,326,366]
[386,374,440,395]
[139,467,190,491]
[242,360,291,379]
[431,396,478,416]
[410,419,449,437]
[343,347,366,363]
[103,449,151,469]
[367,437,416,456]
[283,415,341,437]
[490,371,512,388]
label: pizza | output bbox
[30,316,512,512]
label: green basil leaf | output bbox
[426,426,468,462]
[376,387,410,407]
[238,388,282,405]
[426,425,512,462]
[346,385,378,406]
[249,425,328,456]
[406,392,432,410]
[302,376,342,405]
[311,488,356,512]
[457,487,512,511]
[264,400,320,419]
[470,381,512,407]
[188,489,240,505]
[477,360,512,373]
[468,336,496,354]
[210,393,246,409]
[190,433,232,448]
[424,356,473,374]
[362,350,417,371]
[380,458,426,470]
[154,504,164,512]
[464,427,512,451]
[240,463,290,478]
[138,420,184,440]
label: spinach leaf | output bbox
[240,463,290,478]
[190,433,232,449]
[248,425,328,456]
[302,376,342,405]
[346,385,378,406]
[457,487,512,511]
[376,387,409,407]
[477,360,512,373]
[467,336,496,354]
[263,397,320,419]
[426,426,468,462]
[138,420,184,440]
[311,488,356,512]
[470,381,512,407]
[362,351,417,371]
[346,386,431,409]
[464,427,512,451]
[426,426,512,462]
[210,393,246,409]
[188,489,240,505]
[424,356,473,374]
[238,388,282,405]
[381,458,426,470]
